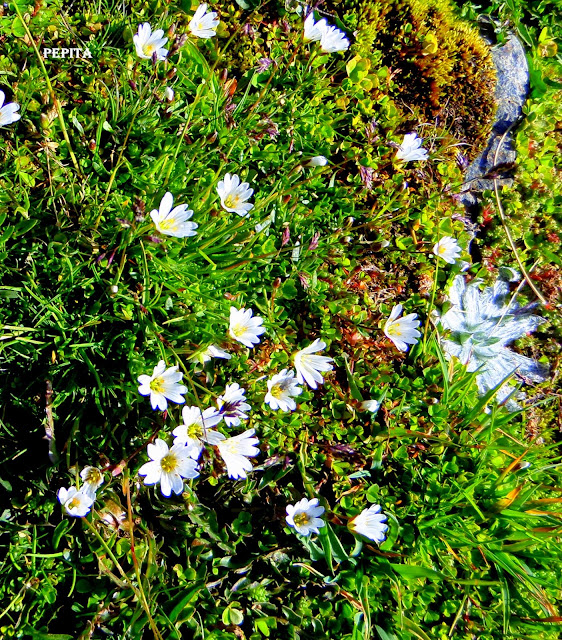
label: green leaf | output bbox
[390,563,445,581]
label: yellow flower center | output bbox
[84,468,102,485]
[230,323,245,338]
[438,245,448,255]
[149,376,166,393]
[223,195,240,209]
[158,218,178,233]
[187,423,204,439]
[68,496,82,509]
[293,512,310,527]
[270,384,284,399]
[386,323,403,337]
[198,22,205,30]
[143,43,156,56]
[160,452,179,473]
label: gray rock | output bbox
[458,32,529,207]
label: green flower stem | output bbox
[423,260,439,350]
[12,3,81,175]
[82,515,164,640]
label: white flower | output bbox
[361,399,380,413]
[133,23,168,60]
[306,155,328,167]
[294,339,334,389]
[189,3,220,39]
[172,405,224,459]
[80,466,104,498]
[433,236,462,265]
[286,497,325,536]
[348,504,388,543]
[320,25,350,53]
[216,429,260,480]
[192,344,231,365]
[264,369,303,411]
[150,192,198,238]
[217,173,254,216]
[138,439,199,497]
[164,87,175,101]
[384,304,421,352]
[395,133,428,162]
[229,306,265,348]
[217,382,251,427]
[0,91,21,127]
[303,13,328,42]
[137,360,188,411]
[435,274,548,410]
[57,487,94,517]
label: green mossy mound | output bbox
[334,0,497,154]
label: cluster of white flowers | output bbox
[149,173,254,239]
[57,466,104,517]
[285,498,389,544]
[133,5,219,63]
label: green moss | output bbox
[337,0,497,154]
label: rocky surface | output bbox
[458,32,530,207]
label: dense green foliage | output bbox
[0,0,561,638]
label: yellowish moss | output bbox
[338,0,497,154]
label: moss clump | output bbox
[332,0,497,154]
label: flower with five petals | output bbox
[133,23,168,60]
[286,498,325,536]
[294,339,333,389]
[189,3,220,38]
[217,173,254,216]
[138,439,199,497]
[137,360,188,411]
[150,192,198,238]
[216,429,260,479]
[384,304,421,352]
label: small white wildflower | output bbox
[303,13,328,42]
[57,487,94,517]
[150,192,198,238]
[229,307,265,348]
[294,339,334,389]
[172,405,224,460]
[360,399,380,413]
[80,466,104,498]
[133,23,168,60]
[217,429,260,480]
[189,3,220,39]
[306,155,328,167]
[264,369,303,412]
[137,360,188,411]
[395,133,428,162]
[217,382,251,427]
[433,236,462,265]
[164,87,175,101]
[0,90,21,127]
[286,498,325,536]
[138,439,199,497]
[348,504,388,543]
[384,304,421,352]
[319,24,350,53]
[217,173,254,217]
[192,344,231,365]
